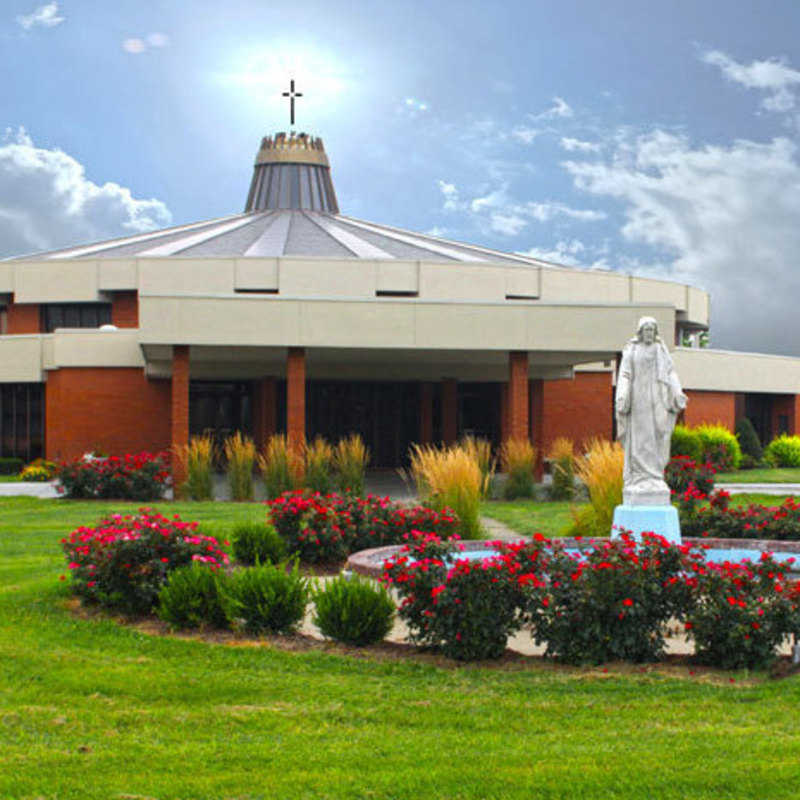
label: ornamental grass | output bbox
[305,436,334,494]
[570,437,624,537]
[258,434,303,499]
[333,433,370,495]
[224,432,256,501]
[548,437,575,501]
[460,435,496,499]
[500,438,536,499]
[407,443,484,539]
[173,435,215,501]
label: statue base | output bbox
[611,504,681,545]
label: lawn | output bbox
[716,467,800,483]
[3,496,800,799]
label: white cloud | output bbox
[564,129,800,353]
[524,201,606,222]
[16,2,64,30]
[489,213,527,236]
[122,38,146,54]
[146,32,170,48]
[702,49,800,113]
[533,96,573,120]
[519,239,586,266]
[511,126,540,145]
[401,97,429,115]
[560,137,601,153]
[437,180,461,211]
[0,127,171,258]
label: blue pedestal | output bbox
[611,505,681,544]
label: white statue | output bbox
[615,316,687,505]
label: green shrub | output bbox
[735,417,762,462]
[0,457,23,476]
[222,562,309,634]
[670,425,701,462]
[313,574,395,646]
[695,423,742,471]
[232,522,286,566]
[19,465,52,482]
[764,434,800,468]
[157,561,229,629]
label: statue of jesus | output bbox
[615,316,688,505]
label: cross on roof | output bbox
[282,79,303,126]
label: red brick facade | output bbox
[683,390,736,430]
[111,291,139,328]
[7,302,40,334]
[45,367,171,461]
[771,394,800,436]
[536,372,614,456]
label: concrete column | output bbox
[287,348,306,449]
[442,379,458,445]
[171,345,190,489]
[253,377,277,450]
[419,382,433,444]
[507,351,529,442]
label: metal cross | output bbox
[282,79,303,126]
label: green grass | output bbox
[3,497,800,798]
[482,499,575,537]
[716,467,800,483]
[0,474,21,482]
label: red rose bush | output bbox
[56,452,170,500]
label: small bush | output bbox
[24,458,57,479]
[224,432,256,501]
[735,417,763,462]
[408,443,483,539]
[685,554,800,669]
[305,437,334,494]
[19,464,52,482]
[333,434,370,496]
[232,522,287,566]
[174,435,215,501]
[570,438,623,537]
[56,453,169,500]
[695,423,742,471]
[665,456,715,496]
[671,424,702,462]
[222,562,309,634]
[548,437,575,501]
[313,574,395,645]
[62,509,228,615]
[764,434,800,468]
[157,561,228,629]
[500,438,536,500]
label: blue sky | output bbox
[2,1,800,353]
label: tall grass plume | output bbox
[258,434,303,499]
[306,436,334,494]
[334,434,369,495]
[500,438,537,499]
[224,432,256,501]
[569,437,623,537]
[548,437,575,501]
[460,435,496,499]
[173,435,216,501]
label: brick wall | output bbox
[770,395,800,437]
[683,390,736,430]
[6,303,40,334]
[111,291,139,328]
[537,372,614,455]
[45,367,171,461]
[507,351,529,441]
[287,348,306,448]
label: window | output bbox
[41,303,111,333]
[0,383,44,461]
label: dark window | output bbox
[0,383,44,461]
[779,414,790,435]
[42,303,111,333]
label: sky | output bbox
[2,0,800,354]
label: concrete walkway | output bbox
[716,482,800,495]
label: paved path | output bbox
[0,482,59,498]
[716,483,800,495]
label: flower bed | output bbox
[680,488,800,541]
[57,452,170,500]
[267,491,460,564]
[62,509,228,614]
[380,531,800,667]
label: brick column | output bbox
[253,377,277,450]
[7,302,40,334]
[507,351,529,442]
[287,348,306,449]
[171,346,190,490]
[442,379,458,445]
[530,378,544,479]
[419,382,433,444]
[111,291,139,328]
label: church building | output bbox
[2,130,800,481]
